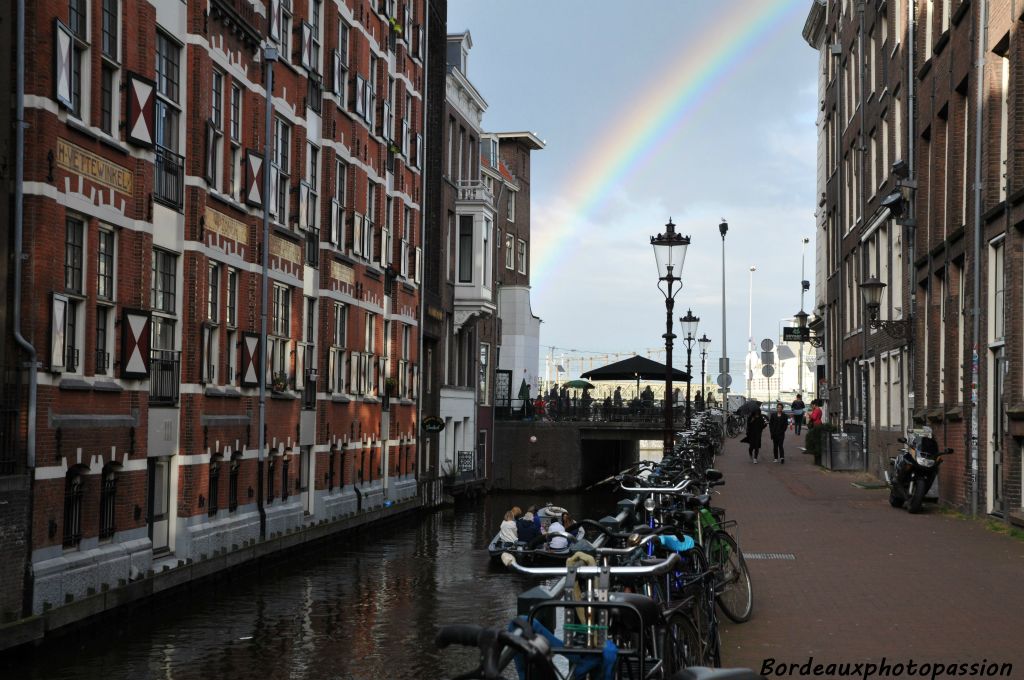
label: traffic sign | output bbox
[761,365,775,377]
[718,358,730,373]
[716,373,733,388]
[761,351,775,365]
[761,338,774,352]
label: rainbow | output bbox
[532,0,806,290]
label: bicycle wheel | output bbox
[672,547,720,667]
[706,530,753,623]
[664,611,703,672]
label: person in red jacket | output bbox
[808,399,823,428]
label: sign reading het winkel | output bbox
[57,138,133,195]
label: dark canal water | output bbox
[4,491,618,680]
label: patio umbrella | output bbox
[562,379,594,390]
[581,355,690,399]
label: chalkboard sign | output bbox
[458,450,475,472]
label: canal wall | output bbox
[0,495,421,653]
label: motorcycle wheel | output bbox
[889,493,904,508]
[908,480,928,514]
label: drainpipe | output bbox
[970,0,988,518]
[416,3,430,502]
[14,0,39,618]
[857,0,868,469]
[905,0,916,437]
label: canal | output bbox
[3,491,618,680]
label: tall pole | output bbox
[685,337,693,428]
[720,221,729,416]
[664,298,675,455]
[747,265,756,398]
[799,237,809,395]
[700,349,707,407]
[257,46,277,540]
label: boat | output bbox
[487,530,593,566]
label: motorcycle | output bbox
[884,434,954,514]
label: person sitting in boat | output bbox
[498,510,519,545]
[560,512,584,540]
[516,511,541,542]
[546,518,569,550]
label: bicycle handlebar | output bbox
[619,478,693,493]
[501,551,680,576]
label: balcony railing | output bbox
[456,179,493,203]
[154,147,184,210]
[150,349,181,405]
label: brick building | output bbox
[6,0,426,616]
[805,0,1024,519]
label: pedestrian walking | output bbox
[695,390,705,411]
[613,386,623,409]
[790,393,806,435]
[769,402,789,464]
[743,410,768,463]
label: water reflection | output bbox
[4,492,617,680]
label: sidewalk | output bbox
[714,429,1024,675]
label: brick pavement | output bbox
[714,429,1024,677]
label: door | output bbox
[991,354,1008,513]
[149,457,171,553]
[300,445,312,515]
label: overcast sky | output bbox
[448,0,817,389]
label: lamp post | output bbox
[719,221,729,416]
[651,219,690,458]
[698,333,711,410]
[799,237,810,395]
[747,265,757,398]
[679,310,699,429]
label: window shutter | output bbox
[327,349,336,394]
[352,213,363,255]
[204,120,217,185]
[269,0,281,42]
[245,152,264,207]
[330,198,341,245]
[299,182,310,229]
[355,76,365,117]
[295,344,305,390]
[300,22,313,70]
[350,352,359,394]
[50,294,68,372]
[268,163,280,217]
[120,308,152,379]
[332,50,342,93]
[54,20,74,109]
[126,73,156,147]
[241,332,260,387]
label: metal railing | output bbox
[456,179,493,203]
[154,147,184,210]
[497,397,704,424]
[150,349,181,405]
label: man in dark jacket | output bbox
[768,402,789,464]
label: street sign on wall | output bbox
[422,416,445,433]
[783,327,810,342]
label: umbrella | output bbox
[735,400,761,417]
[562,379,594,390]
[581,355,690,399]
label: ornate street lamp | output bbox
[860,277,909,338]
[651,219,690,457]
[698,333,711,410]
[679,309,699,429]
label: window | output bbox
[401,205,411,278]
[458,216,473,283]
[99,465,117,539]
[267,458,276,503]
[991,239,1005,342]
[155,31,182,208]
[517,239,527,274]
[277,0,292,62]
[331,160,347,250]
[226,268,238,383]
[151,249,179,403]
[300,297,316,407]
[479,343,490,405]
[310,0,322,72]
[208,461,220,517]
[999,54,1009,202]
[330,302,348,393]
[96,227,114,375]
[228,455,240,511]
[206,262,219,323]
[68,0,89,120]
[64,218,85,373]
[363,181,377,262]
[273,117,291,225]
[63,469,84,549]
[230,84,242,200]
[507,191,516,221]
[335,21,350,107]
[208,69,224,190]
[303,142,319,234]
[505,233,514,269]
[272,284,290,337]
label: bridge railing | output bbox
[497,398,709,424]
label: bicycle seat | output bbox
[607,592,663,630]
[686,494,712,510]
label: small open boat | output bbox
[487,530,592,566]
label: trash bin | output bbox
[826,433,864,471]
